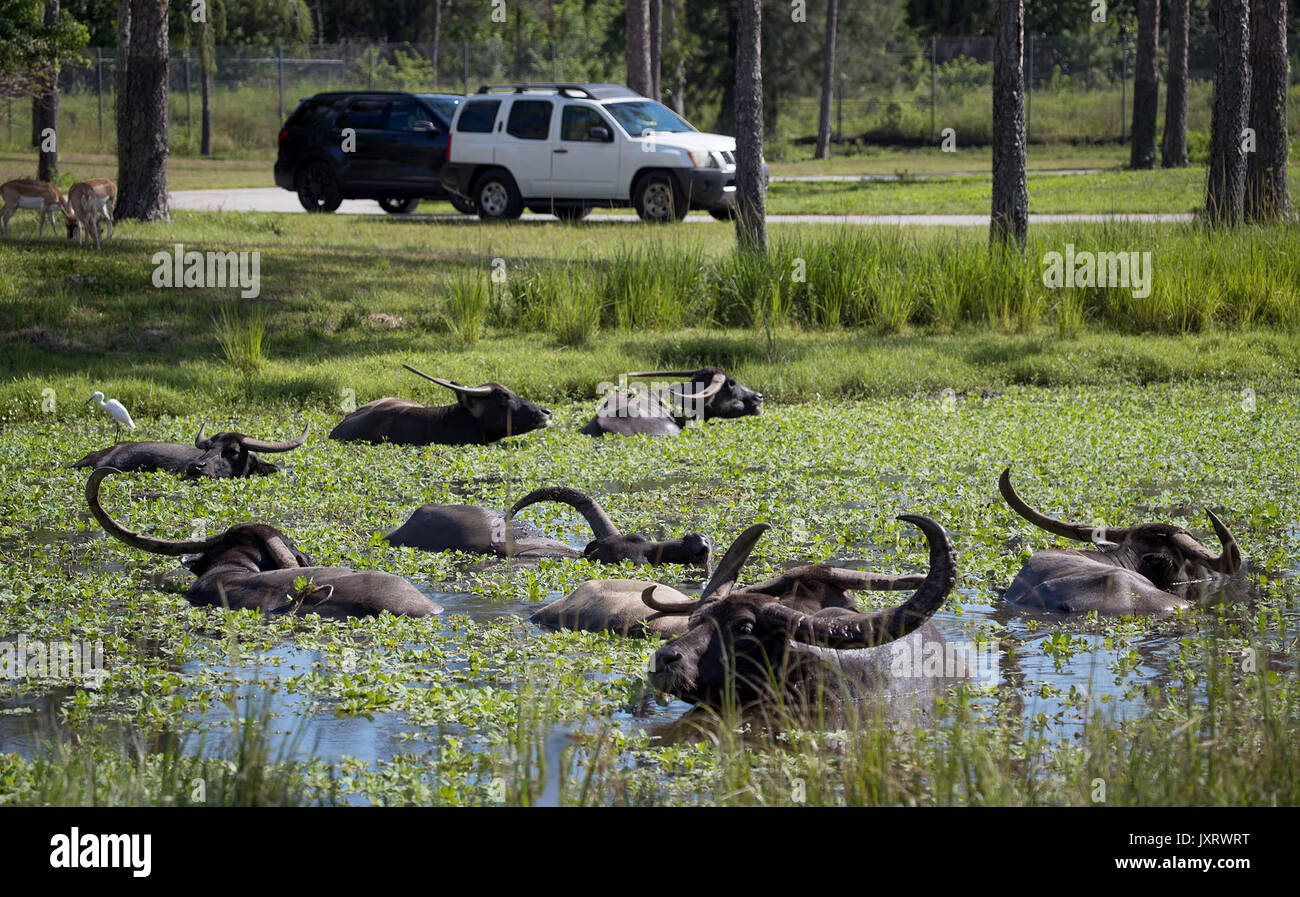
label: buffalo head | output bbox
[508,486,711,568]
[628,366,763,422]
[87,466,312,572]
[185,423,309,478]
[404,364,552,441]
[643,515,956,706]
[999,468,1243,614]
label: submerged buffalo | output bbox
[72,424,308,478]
[329,364,552,446]
[643,516,958,709]
[999,468,1243,615]
[580,367,763,437]
[87,467,442,619]
[386,486,711,567]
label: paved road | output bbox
[169,187,1193,226]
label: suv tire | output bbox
[474,170,524,221]
[633,172,688,223]
[708,207,736,221]
[379,197,421,214]
[296,162,343,213]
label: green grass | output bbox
[4,212,1300,424]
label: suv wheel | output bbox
[379,198,421,214]
[634,172,688,223]
[474,170,523,221]
[708,207,736,221]
[296,162,343,213]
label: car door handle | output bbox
[553,149,568,154]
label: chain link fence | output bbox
[2,33,1297,158]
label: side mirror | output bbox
[413,120,439,134]
[589,125,612,142]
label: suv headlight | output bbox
[688,151,720,168]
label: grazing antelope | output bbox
[66,179,117,247]
[0,179,73,238]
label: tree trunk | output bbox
[666,0,685,114]
[116,0,170,222]
[312,0,323,41]
[1244,0,1290,221]
[199,24,212,157]
[1206,0,1251,227]
[115,0,130,157]
[715,1,739,134]
[1129,0,1159,169]
[990,0,1027,249]
[733,0,765,252]
[650,0,662,100]
[1162,0,1189,168]
[626,0,651,96]
[815,0,837,160]
[430,0,441,89]
[36,0,60,181]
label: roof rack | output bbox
[474,83,643,100]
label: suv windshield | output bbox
[416,94,461,123]
[604,101,695,135]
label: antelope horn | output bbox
[759,515,956,650]
[670,372,727,401]
[1171,509,1243,574]
[239,424,310,453]
[999,468,1132,544]
[640,583,703,615]
[86,468,225,556]
[402,364,493,397]
[194,424,211,449]
[508,487,620,541]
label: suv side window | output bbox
[337,99,385,130]
[457,100,501,133]
[386,99,420,131]
[286,98,333,128]
[506,100,553,140]
[561,105,613,142]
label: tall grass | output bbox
[213,303,267,372]
[473,224,1300,339]
[442,273,493,344]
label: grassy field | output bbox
[3,212,1300,428]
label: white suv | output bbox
[440,83,764,222]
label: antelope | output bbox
[66,179,117,248]
[0,179,73,238]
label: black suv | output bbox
[274,91,471,214]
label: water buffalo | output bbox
[644,516,958,709]
[580,367,763,437]
[71,424,309,478]
[86,468,442,619]
[385,486,712,568]
[529,579,701,637]
[998,468,1243,615]
[329,364,552,445]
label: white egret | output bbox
[87,391,136,435]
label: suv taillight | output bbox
[277,129,288,148]
[445,132,452,163]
